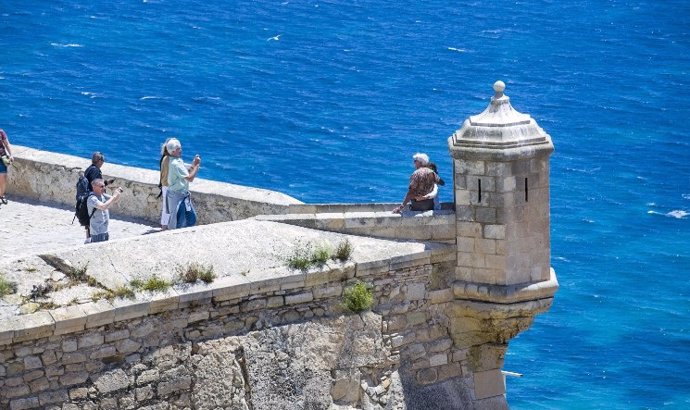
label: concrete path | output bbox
[0,197,157,260]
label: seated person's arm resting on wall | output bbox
[393,185,416,214]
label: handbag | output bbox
[1,155,10,166]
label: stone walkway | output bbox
[0,198,157,259]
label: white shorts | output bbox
[160,186,170,226]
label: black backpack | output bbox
[73,175,96,226]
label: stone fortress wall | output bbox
[8,145,455,243]
[0,82,559,409]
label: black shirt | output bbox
[84,164,102,185]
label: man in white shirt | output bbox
[86,178,123,243]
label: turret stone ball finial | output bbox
[493,80,506,98]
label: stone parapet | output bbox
[7,145,302,224]
[257,209,456,243]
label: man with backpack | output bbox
[85,178,123,243]
[75,151,114,240]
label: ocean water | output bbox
[1,1,689,408]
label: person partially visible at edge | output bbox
[86,178,123,243]
[416,161,445,211]
[166,138,201,229]
[0,129,14,205]
[392,153,437,213]
[159,139,172,230]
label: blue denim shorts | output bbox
[0,161,6,173]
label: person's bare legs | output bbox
[0,173,7,202]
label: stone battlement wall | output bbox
[258,210,456,243]
[7,145,304,224]
[7,146,458,243]
[1,241,479,409]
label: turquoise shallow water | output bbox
[2,1,689,408]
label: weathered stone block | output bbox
[24,355,42,370]
[137,369,160,386]
[475,207,497,223]
[149,292,179,314]
[40,350,57,366]
[428,338,453,353]
[28,380,50,396]
[69,387,88,400]
[313,284,342,299]
[157,376,192,397]
[178,288,213,308]
[82,300,116,329]
[416,368,438,385]
[188,311,210,323]
[5,384,30,398]
[267,295,284,308]
[428,289,453,305]
[9,397,39,410]
[90,346,117,360]
[105,329,130,342]
[13,312,55,343]
[355,258,389,277]
[60,372,89,387]
[473,369,505,400]
[459,160,485,175]
[91,368,130,394]
[240,298,267,312]
[285,291,313,305]
[405,283,426,301]
[78,334,104,349]
[50,305,87,336]
[62,352,86,365]
[115,339,141,355]
[22,370,44,383]
[211,276,251,302]
[6,375,24,387]
[429,353,448,367]
[136,385,154,401]
[406,312,427,327]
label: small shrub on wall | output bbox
[343,281,374,313]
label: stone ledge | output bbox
[0,242,451,345]
[452,268,558,304]
[257,210,456,243]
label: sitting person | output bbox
[421,162,444,210]
[393,153,437,213]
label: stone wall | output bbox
[0,244,508,410]
[257,209,456,244]
[6,145,303,225]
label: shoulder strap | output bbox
[87,193,98,220]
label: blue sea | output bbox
[1,1,689,408]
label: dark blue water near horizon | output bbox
[2,1,689,408]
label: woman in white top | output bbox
[165,138,201,229]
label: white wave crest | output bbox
[648,209,688,219]
[666,210,688,219]
[683,194,690,200]
[50,43,83,48]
